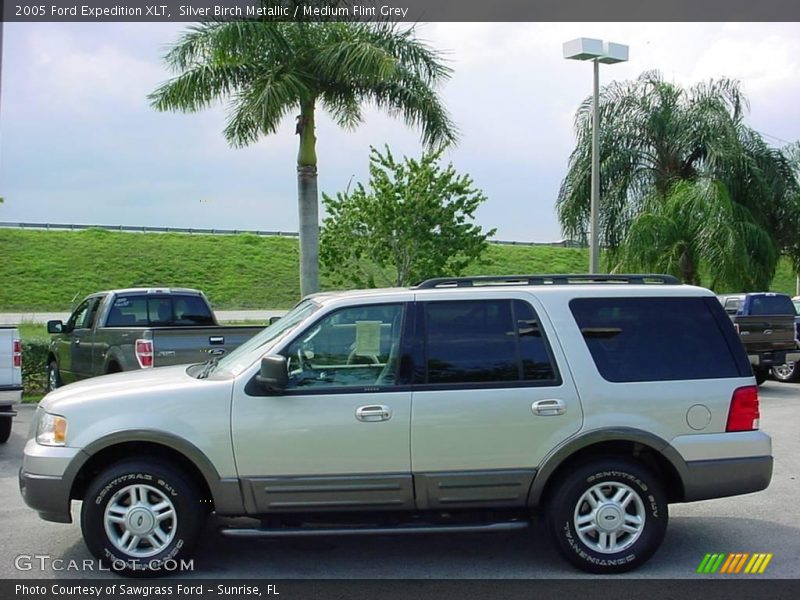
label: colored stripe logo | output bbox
[697,553,773,574]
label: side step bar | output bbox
[220,520,530,538]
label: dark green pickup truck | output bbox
[46,288,263,390]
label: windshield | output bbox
[203,299,320,378]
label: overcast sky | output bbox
[1,22,799,242]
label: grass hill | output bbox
[0,228,796,311]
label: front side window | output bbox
[283,303,406,390]
[422,299,557,385]
[67,299,94,330]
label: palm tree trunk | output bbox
[297,100,319,297]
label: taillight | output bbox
[726,385,760,432]
[12,339,21,368]
[135,339,154,368]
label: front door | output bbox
[410,295,584,509]
[232,301,414,513]
[58,297,100,383]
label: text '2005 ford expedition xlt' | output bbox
[19,275,772,575]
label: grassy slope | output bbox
[0,228,796,312]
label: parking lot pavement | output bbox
[1,382,798,580]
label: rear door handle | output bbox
[356,405,392,422]
[531,399,566,416]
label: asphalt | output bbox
[0,381,798,580]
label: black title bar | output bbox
[3,0,800,22]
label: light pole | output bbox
[563,38,629,274]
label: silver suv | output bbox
[19,275,772,575]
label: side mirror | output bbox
[47,320,64,334]
[268,316,282,326]
[256,355,288,393]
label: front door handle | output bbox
[531,399,566,416]
[356,405,392,422]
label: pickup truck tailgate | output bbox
[150,326,263,366]
[735,315,796,352]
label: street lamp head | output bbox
[563,38,605,61]
[563,38,629,64]
[598,41,629,64]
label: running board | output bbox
[220,520,530,538]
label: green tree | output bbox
[557,71,800,288]
[320,146,495,287]
[148,2,456,296]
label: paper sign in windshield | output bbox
[355,321,382,356]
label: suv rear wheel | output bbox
[547,458,668,574]
[80,460,204,576]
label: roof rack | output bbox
[415,274,681,289]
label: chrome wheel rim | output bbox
[773,362,795,379]
[104,483,177,558]
[573,482,646,554]
[48,367,58,391]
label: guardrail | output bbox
[0,221,584,247]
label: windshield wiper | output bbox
[197,357,221,379]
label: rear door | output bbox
[410,293,583,509]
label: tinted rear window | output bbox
[747,294,795,316]
[106,295,214,327]
[570,297,743,382]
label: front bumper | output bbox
[19,468,73,523]
[682,455,773,502]
[19,439,86,524]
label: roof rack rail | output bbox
[415,274,681,289]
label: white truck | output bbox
[0,326,22,443]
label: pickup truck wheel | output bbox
[80,460,204,576]
[0,417,11,444]
[547,458,668,574]
[753,367,769,386]
[772,362,800,383]
[47,361,61,391]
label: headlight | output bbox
[36,412,68,446]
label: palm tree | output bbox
[557,71,800,288]
[616,180,777,288]
[149,8,456,296]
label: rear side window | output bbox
[422,299,558,385]
[570,297,743,382]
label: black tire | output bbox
[0,417,12,444]
[47,361,61,392]
[547,458,668,574]
[80,460,205,577]
[772,362,800,383]
[754,367,769,386]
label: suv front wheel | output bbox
[80,460,205,576]
[547,458,668,574]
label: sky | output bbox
[1,21,799,242]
